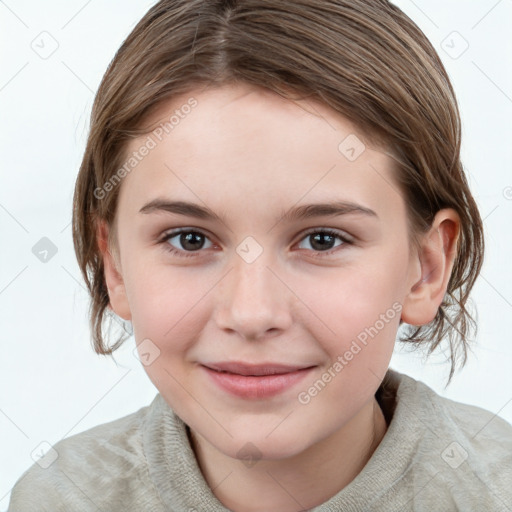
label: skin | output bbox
[97,82,460,512]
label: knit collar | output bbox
[143,368,424,511]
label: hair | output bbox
[72,0,484,385]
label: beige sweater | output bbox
[8,368,512,511]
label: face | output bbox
[106,82,423,461]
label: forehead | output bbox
[117,83,403,223]
[138,82,372,154]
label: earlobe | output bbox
[401,209,460,326]
[96,219,132,321]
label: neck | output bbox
[189,397,388,512]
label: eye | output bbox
[159,229,214,258]
[296,228,352,256]
[158,227,353,259]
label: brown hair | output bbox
[72,0,484,384]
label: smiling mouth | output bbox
[201,363,316,399]
[203,361,315,376]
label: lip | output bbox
[204,361,313,376]
[201,362,315,399]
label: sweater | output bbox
[8,368,512,511]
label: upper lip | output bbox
[203,361,314,376]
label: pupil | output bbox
[311,233,334,251]
[181,232,203,251]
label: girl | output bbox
[9,0,512,510]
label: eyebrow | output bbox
[138,198,378,223]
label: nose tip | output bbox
[213,258,292,340]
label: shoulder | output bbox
[391,369,512,510]
[399,370,512,456]
[8,394,166,512]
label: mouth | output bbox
[203,361,315,376]
[200,361,316,399]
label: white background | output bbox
[1,0,511,508]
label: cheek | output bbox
[125,266,214,407]
[300,283,401,412]
[310,266,402,324]
[299,257,405,361]
[125,261,215,347]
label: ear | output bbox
[96,219,132,321]
[401,208,460,326]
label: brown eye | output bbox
[176,232,206,251]
[160,229,213,257]
[297,229,352,255]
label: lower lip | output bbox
[202,366,314,399]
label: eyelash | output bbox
[158,228,353,259]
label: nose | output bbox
[213,251,293,341]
